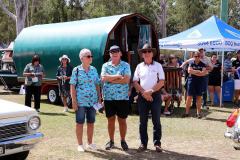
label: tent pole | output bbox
[220,48,225,107]
[184,48,187,61]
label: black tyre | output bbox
[60,96,72,109]
[234,146,240,150]
[0,151,29,160]
[47,86,60,104]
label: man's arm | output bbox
[101,73,122,82]
[206,58,213,71]
[232,66,237,73]
[112,75,130,84]
[180,58,194,68]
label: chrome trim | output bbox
[0,133,43,146]
[224,132,233,139]
[0,120,27,127]
[0,134,32,142]
[27,116,41,131]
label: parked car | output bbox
[224,109,240,150]
[0,99,43,160]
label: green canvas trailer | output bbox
[12,13,160,106]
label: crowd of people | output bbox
[22,44,240,153]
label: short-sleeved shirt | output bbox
[101,61,131,100]
[224,59,232,73]
[232,58,240,79]
[133,61,165,90]
[209,61,221,78]
[186,56,212,74]
[23,63,45,86]
[188,61,206,81]
[70,65,100,107]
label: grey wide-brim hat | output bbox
[138,44,157,57]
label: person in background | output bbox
[161,87,172,115]
[158,54,167,67]
[23,55,45,112]
[175,55,182,66]
[224,52,233,79]
[70,49,101,152]
[133,44,164,152]
[232,50,240,108]
[180,47,213,109]
[182,52,206,119]
[56,55,73,112]
[166,54,179,68]
[208,53,224,106]
[101,45,131,151]
[183,52,194,104]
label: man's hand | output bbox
[58,76,62,80]
[128,89,132,96]
[72,100,78,111]
[63,76,68,80]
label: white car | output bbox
[0,99,43,160]
[224,109,240,150]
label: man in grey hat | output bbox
[101,45,131,151]
[133,44,165,152]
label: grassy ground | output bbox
[1,86,240,160]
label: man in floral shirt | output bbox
[101,45,131,151]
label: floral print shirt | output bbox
[70,65,100,107]
[101,61,131,100]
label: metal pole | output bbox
[220,47,225,107]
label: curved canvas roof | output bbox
[159,16,240,52]
[13,14,131,80]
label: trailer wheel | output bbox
[60,97,72,109]
[47,86,59,104]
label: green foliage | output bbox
[1,0,240,45]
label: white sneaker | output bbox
[86,143,98,150]
[78,145,85,152]
[63,107,68,112]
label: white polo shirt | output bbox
[133,61,165,90]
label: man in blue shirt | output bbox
[101,45,131,151]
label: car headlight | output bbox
[28,116,41,131]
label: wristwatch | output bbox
[150,89,154,93]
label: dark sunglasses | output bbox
[84,55,94,58]
[194,56,200,58]
[169,57,174,59]
[110,50,119,54]
[142,50,152,54]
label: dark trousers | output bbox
[138,91,162,147]
[25,86,42,109]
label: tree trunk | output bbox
[161,0,166,38]
[0,0,29,35]
[30,0,35,26]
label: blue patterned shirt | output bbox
[70,65,100,107]
[101,61,131,100]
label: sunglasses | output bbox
[169,57,174,59]
[84,55,94,58]
[194,56,200,58]
[110,50,119,54]
[142,50,152,54]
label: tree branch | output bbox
[153,10,162,26]
[0,0,16,20]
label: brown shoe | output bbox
[137,145,147,151]
[156,146,162,152]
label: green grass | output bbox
[1,88,240,159]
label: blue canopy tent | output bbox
[159,16,240,107]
